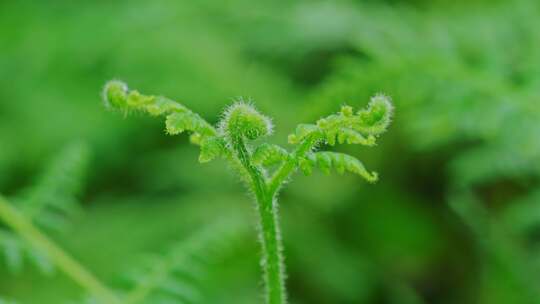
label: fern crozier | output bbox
[102,80,394,304]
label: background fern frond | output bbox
[500,189,540,241]
[15,143,89,230]
[117,216,248,304]
[449,191,540,301]
[0,143,90,273]
[0,230,22,272]
[0,296,18,304]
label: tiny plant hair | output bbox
[102,80,394,304]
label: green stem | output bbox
[232,136,286,304]
[258,192,286,304]
[0,195,120,304]
[269,136,317,195]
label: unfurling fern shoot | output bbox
[102,80,394,304]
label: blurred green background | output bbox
[1,0,539,303]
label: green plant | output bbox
[0,143,89,274]
[117,216,247,304]
[0,297,17,304]
[102,80,393,303]
[0,143,248,304]
[0,144,121,303]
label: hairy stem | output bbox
[257,193,286,304]
[0,195,120,304]
[231,136,286,304]
[269,136,317,195]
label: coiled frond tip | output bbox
[102,80,129,111]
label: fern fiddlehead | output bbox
[103,80,393,304]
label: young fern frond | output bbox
[298,152,378,183]
[288,95,393,147]
[103,81,238,170]
[252,144,291,167]
[196,136,227,163]
[103,80,216,139]
[103,80,393,304]
[0,143,89,273]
